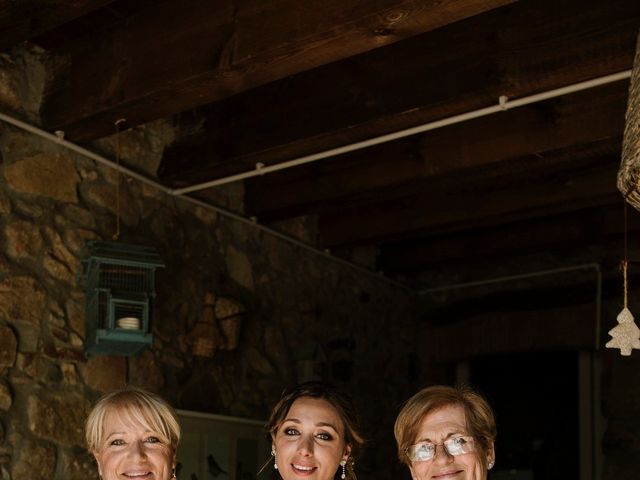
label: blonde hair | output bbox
[85,386,181,453]
[394,385,496,470]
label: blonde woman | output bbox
[85,386,181,480]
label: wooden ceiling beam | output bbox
[378,203,635,274]
[158,0,640,185]
[38,0,511,141]
[425,302,597,362]
[0,0,115,52]
[245,82,628,221]
[317,158,621,247]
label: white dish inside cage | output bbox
[117,317,141,330]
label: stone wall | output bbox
[0,47,417,480]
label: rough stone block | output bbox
[4,152,79,203]
[0,70,20,112]
[129,350,164,389]
[43,253,73,283]
[60,205,97,230]
[45,227,79,273]
[225,246,254,291]
[65,298,85,338]
[27,392,89,446]
[215,297,245,320]
[0,325,17,368]
[11,438,56,480]
[14,322,39,353]
[0,191,10,215]
[0,276,46,325]
[59,448,97,480]
[80,355,126,393]
[80,181,139,226]
[61,363,78,385]
[4,219,43,260]
[0,382,11,411]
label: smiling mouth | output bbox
[291,464,318,476]
[431,470,463,478]
[121,471,153,478]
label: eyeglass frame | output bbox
[404,435,476,462]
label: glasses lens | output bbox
[407,443,435,462]
[444,436,475,456]
[407,437,475,462]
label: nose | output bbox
[128,441,148,459]
[432,444,453,464]
[297,435,314,456]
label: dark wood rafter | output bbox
[37,0,513,141]
[379,202,636,274]
[157,0,640,186]
[317,156,621,247]
[0,0,116,52]
[245,81,629,222]
[425,302,597,362]
[0,0,636,281]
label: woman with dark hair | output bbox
[394,385,496,480]
[267,382,364,480]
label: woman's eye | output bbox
[110,439,125,446]
[316,432,333,441]
[145,436,160,444]
[284,428,299,436]
[453,437,467,445]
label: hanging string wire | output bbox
[113,118,126,240]
[623,200,629,308]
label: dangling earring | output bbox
[488,460,495,470]
[171,467,177,479]
[272,448,278,469]
[340,459,347,479]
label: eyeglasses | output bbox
[405,436,475,462]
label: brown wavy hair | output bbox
[267,382,364,479]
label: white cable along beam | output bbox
[0,69,630,291]
[173,69,632,195]
[0,111,408,290]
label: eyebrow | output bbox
[282,418,340,431]
[416,431,466,443]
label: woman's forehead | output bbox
[416,404,467,439]
[285,397,344,429]
[104,405,154,432]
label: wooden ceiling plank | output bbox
[426,302,597,362]
[39,0,512,140]
[317,159,621,247]
[158,0,640,185]
[0,0,115,52]
[379,203,634,273]
[245,82,627,221]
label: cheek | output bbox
[409,463,427,480]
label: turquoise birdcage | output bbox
[79,240,164,356]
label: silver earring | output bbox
[171,468,177,479]
[340,460,346,479]
[272,448,278,470]
[488,460,494,470]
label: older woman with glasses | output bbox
[394,385,496,480]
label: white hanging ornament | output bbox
[606,307,640,356]
[606,260,640,356]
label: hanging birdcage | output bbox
[79,240,164,356]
